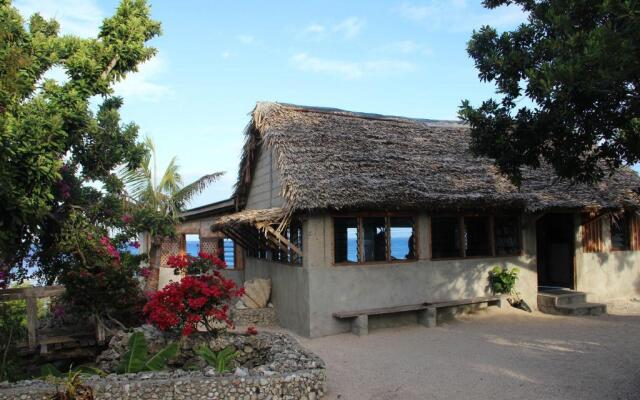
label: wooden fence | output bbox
[0,285,105,354]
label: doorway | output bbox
[537,214,575,289]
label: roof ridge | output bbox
[256,101,464,127]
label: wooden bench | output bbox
[333,295,501,336]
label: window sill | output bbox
[333,259,418,267]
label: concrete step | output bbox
[538,291,587,307]
[537,289,606,316]
[540,302,607,316]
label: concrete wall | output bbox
[302,213,538,337]
[245,146,283,210]
[244,257,310,336]
[575,214,640,301]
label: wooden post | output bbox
[25,295,38,350]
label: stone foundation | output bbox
[233,307,278,327]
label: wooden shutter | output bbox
[631,214,640,251]
[582,217,604,253]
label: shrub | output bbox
[143,252,244,336]
[194,345,239,373]
[489,266,520,295]
[117,332,178,373]
[57,213,146,327]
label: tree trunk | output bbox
[145,242,161,291]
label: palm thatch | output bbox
[234,102,640,214]
[210,208,285,231]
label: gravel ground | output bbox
[297,302,640,400]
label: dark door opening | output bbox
[536,214,575,289]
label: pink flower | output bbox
[121,214,134,224]
[130,241,140,249]
[140,267,152,279]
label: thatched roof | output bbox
[234,102,640,214]
[210,208,285,231]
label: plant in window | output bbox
[489,266,531,312]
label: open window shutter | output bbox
[582,217,604,253]
[631,214,640,251]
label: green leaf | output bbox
[194,345,217,366]
[144,342,178,371]
[40,364,63,378]
[118,332,149,374]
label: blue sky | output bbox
[14,0,528,207]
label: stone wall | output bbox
[0,369,326,400]
[232,307,278,327]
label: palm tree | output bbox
[120,137,223,288]
[122,137,223,219]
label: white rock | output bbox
[241,278,271,309]
[235,300,247,310]
[234,367,248,377]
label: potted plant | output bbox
[489,266,532,312]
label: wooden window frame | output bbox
[332,213,419,266]
[610,213,632,252]
[431,214,523,261]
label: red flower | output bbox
[143,253,244,337]
[246,326,258,335]
[121,214,134,224]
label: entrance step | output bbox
[537,289,606,316]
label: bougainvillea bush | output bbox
[57,212,146,327]
[144,252,244,336]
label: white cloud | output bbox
[113,55,172,103]
[305,23,326,34]
[290,53,415,80]
[395,1,527,31]
[301,17,365,40]
[14,0,103,37]
[333,17,364,39]
[236,34,258,45]
[375,40,432,56]
[221,51,231,60]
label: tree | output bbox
[0,0,161,281]
[120,137,223,289]
[459,0,640,184]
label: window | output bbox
[431,217,461,259]
[494,217,521,256]
[390,217,416,260]
[220,238,235,268]
[362,217,387,262]
[333,215,417,264]
[611,213,631,251]
[431,215,522,259]
[185,234,200,256]
[464,216,492,257]
[334,217,359,263]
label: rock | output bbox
[234,367,248,377]
[241,278,271,309]
[235,300,248,309]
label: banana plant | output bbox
[117,332,179,374]
[40,364,106,400]
[195,345,239,373]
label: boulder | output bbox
[241,278,271,309]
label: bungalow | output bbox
[210,102,640,338]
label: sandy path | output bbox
[297,305,640,400]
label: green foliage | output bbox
[56,212,146,325]
[195,345,239,374]
[489,266,519,295]
[117,332,178,374]
[0,300,26,381]
[40,364,105,400]
[460,0,640,184]
[0,0,160,281]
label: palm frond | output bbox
[174,172,224,208]
[157,157,183,196]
